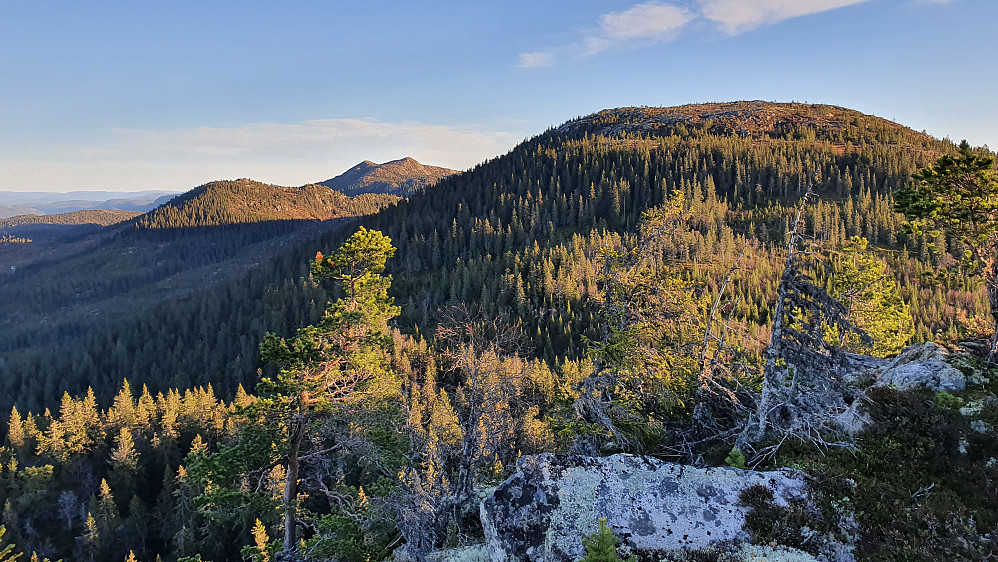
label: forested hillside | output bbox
[1,102,997,561]
[371,102,983,358]
[0,182,402,413]
[319,157,457,197]
[136,179,399,228]
[0,210,141,228]
[2,102,988,412]
[0,210,141,243]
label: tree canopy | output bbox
[896,140,998,357]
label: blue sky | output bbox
[1,0,994,192]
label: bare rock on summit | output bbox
[480,453,816,562]
[876,342,967,392]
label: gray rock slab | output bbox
[876,342,966,391]
[480,453,810,562]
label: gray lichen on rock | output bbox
[480,453,815,562]
[875,341,967,391]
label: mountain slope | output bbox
[1,209,140,228]
[0,190,179,218]
[1,102,995,562]
[0,178,408,412]
[319,157,458,197]
[0,209,142,242]
[1,102,987,416]
[136,178,399,228]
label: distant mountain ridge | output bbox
[0,209,140,228]
[0,209,141,243]
[319,157,458,197]
[0,190,178,218]
[136,179,399,229]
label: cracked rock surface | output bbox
[480,453,811,562]
[876,342,967,391]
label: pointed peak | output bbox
[316,157,458,197]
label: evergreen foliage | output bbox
[3,102,989,415]
[255,227,400,555]
[826,236,913,356]
[580,519,637,562]
[895,140,998,358]
[724,447,746,469]
[0,103,995,561]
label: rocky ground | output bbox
[446,341,998,562]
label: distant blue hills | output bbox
[0,190,180,218]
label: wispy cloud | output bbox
[518,2,692,66]
[596,2,693,44]
[699,0,870,35]
[0,119,524,192]
[518,51,556,68]
[520,0,879,65]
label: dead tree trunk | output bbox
[750,194,809,444]
[691,248,750,439]
[737,187,870,458]
[986,259,998,363]
[283,418,305,555]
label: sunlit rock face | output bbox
[876,342,967,392]
[480,453,811,562]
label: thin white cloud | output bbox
[698,0,871,35]
[599,2,693,42]
[0,119,524,192]
[518,51,556,68]
[519,2,692,65]
[519,0,874,65]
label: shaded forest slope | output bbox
[0,180,405,411]
[2,102,989,416]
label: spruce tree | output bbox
[580,519,636,562]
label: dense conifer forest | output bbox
[1,102,996,561]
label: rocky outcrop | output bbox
[480,454,813,562]
[875,342,966,391]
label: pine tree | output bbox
[257,227,401,555]
[6,408,24,450]
[896,140,998,359]
[829,236,913,356]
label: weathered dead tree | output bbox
[736,188,871,462]
[395,305,528,562]
[689,248,755,442]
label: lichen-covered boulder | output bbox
[427,545,490,562]
[839,353,891,384]
[480,454,811,562]
[876,342,966,391]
